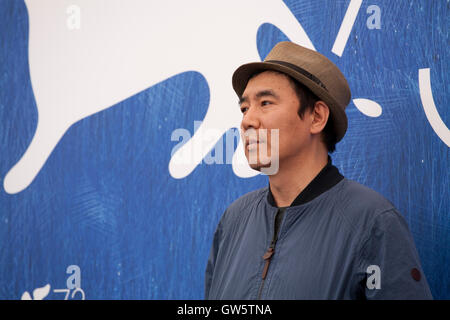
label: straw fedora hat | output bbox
[232,41,351,142]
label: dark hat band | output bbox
[265,60,328,91]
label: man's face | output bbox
[239,71,313,172]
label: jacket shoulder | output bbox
[334,179,398,231]
[220,187,267,225]
[228,187,267,209]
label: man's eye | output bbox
[240,107,248,113]
[261,100,272,106]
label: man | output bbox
[204,41,432,299]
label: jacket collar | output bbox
[267,156,344,207]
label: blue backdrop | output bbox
[0,0,448,299]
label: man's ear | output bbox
[310,101,330,135]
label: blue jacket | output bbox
[205,173,432,299]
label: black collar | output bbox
[267,156,344,207]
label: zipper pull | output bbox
[261,247,274,279]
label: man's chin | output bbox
[247,160,272,172]
[248,163,262,172]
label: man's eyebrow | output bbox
[238,96,248,106]
[238,90,279,106]
[255,89,279,100]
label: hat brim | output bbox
[232,61,348,142]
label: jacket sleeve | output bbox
[204,215,223,300]
[357,209,433,299]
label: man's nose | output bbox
[241,106,260,131]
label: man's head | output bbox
[233,42,351,140]
[239,70,331,171]
[233,41,351,171]
[245,69,338,153]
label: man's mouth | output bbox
[246,139,265,150]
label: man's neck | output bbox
[268,149,329,207]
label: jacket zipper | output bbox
[257,207,286,299]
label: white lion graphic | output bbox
[4,0,314,194]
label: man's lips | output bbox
[246,139,258,147]
[243,129,268,149]
[245,139,266,149]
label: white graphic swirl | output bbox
[419,68,450,147]
[21,284,51,300]
[353,98,382,117]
